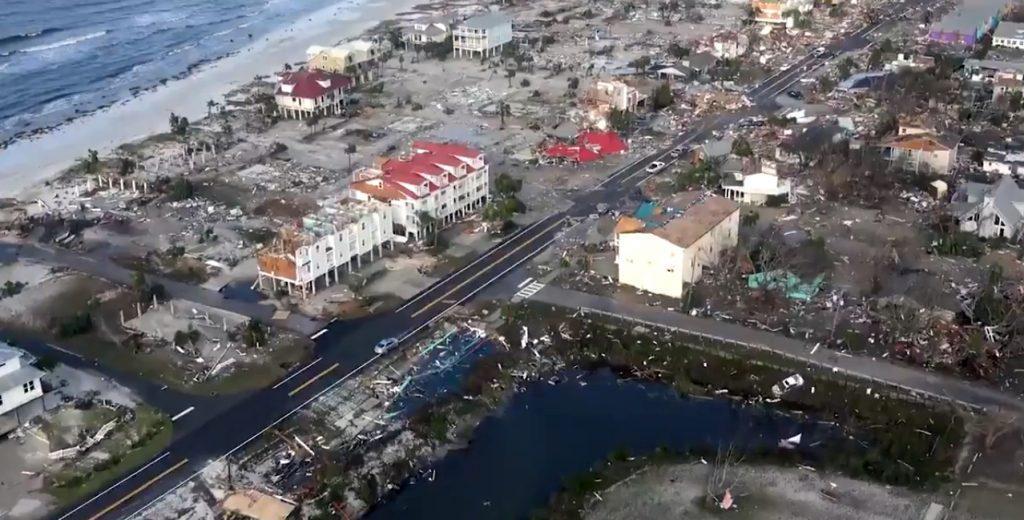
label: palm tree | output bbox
[206,99,217,117]
[345,143,357,172]
[81,149,100,174]
[305,113,321,135]
[498,101,511,129]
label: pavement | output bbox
[48,5,936,519]
[529,285,1024,415]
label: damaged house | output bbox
[404,17,450,47]
[274,69,353,120]
[256,200,394,297]
[951,176,1024,240]
[881,133,960,175]
[306,40,381,84]
[349,141,490,240]
[721,161,792,206]
[615,193,740,298]
[581,79,647,130]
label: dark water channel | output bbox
[370,369,842,520]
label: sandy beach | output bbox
[0,0,423,200]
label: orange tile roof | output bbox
[883,134,955,152]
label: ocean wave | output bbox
[18,31,109,54]
[0,28,63,47]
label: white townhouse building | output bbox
[256,200,394,298]
[994,21,1024,49]
[615,193,740,298]
[349,141,490,240]
[453,12,512,59]
[0,345,44,435]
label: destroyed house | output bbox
[543,131,628,163]
[256,200,394,298]
[349,141,489,240]
[615,193,740,298]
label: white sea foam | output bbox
[20,31,109,54]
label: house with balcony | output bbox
[256,200,394,298]
[0,345,44,435]
[349,141,490,240]
[306,40,380,84]
[453,12,512,59]
[274,69,353,120]
[881,133,960,175]
[721,161,792,205]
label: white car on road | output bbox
[645,161,666,173]
[374,337,399,355]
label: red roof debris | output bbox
[277,69,353,99]
[543,131,628,163]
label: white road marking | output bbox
[514,281,546,300]
[395,214,558,313]
[57,452,171,520]
[516,277,535,289]
[309,328,328,340]
[271,357,322,390]
[170,407,194,422]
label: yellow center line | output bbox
[87,458,189,520]
[288,362,340,397]
[411,217,566,318]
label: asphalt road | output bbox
[531,286,1024,414]
[51,7,916,520]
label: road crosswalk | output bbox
[513,278,545,300]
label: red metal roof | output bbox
[353,142,486,201]
[543,131,628,163]
[412,141,483,161]
[277,70,353,99]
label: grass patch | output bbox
[48,406,172,507]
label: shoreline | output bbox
[0,0,427,201]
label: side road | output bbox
[0,240,324,336]
[531,285,1024,415]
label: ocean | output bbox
[0,0,347,145]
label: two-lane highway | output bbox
[54,5,912,519]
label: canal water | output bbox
[370,369,840,520]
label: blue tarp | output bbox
[747,271,825,302]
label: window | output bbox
[23,380,36,393]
